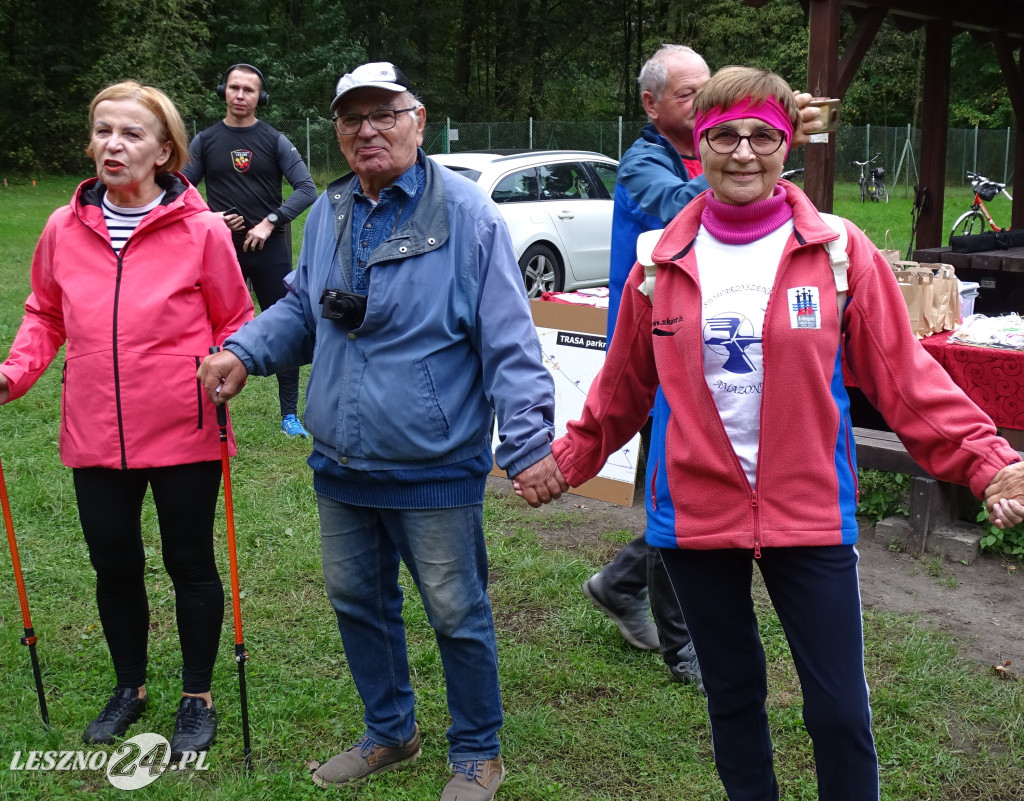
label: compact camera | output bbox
[320,288,368,328]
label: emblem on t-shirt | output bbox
[703,314,761,374]
[787,286,821,329]
[231,149,253,173]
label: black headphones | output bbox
[216,64,269,107]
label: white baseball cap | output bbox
[330,62,412,113]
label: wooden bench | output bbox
[853,427,976,555]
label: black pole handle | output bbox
[209,346,229,428]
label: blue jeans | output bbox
[317,496,502,761]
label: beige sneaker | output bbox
[311,724,421,788]
[439,756,505,800]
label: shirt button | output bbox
[427,237,436,245]
[340,456,348,464]
[399,246,408,253]
[364,223,372,229]
[348,332,357,340]
[334,194,341,200]
[337,215,344,221]
[361,241,368,247]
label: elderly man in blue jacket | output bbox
[199,61,566,801]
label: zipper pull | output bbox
[751,491,761,558]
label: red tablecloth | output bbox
[919,332,1024,430]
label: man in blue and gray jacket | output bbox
[198,62,566,801]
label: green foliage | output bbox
[1,0,1016,175]
[975,507,1024,558]
[857,469,910,522]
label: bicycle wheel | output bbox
[948,211,987,245]
[876,182,888,203]
[859,179,866,203]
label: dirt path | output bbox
[488,477,1023,674]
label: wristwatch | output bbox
[267,212,280,224]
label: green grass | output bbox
[1,180,1023,800]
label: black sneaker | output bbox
[170,697,218,760]
[84,687,147,744]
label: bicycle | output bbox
[948,171,1014,244]
[852,153,888,203]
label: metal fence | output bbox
[189,118,1017,191]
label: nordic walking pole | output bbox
[0,454,49,727]
[210,347,252,770]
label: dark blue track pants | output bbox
[660,545,879,801]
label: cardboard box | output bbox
[491,300,641,506]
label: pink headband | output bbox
[693,96,795,157]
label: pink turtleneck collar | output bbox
[700,184,793,245]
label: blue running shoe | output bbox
[281,414,310,438]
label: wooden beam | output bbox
[991,33,1024,230]
[916,18,953,248]
[837,6,886,97]
[804,0,842,212]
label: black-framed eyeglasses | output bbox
[703,126,786,156]
[332,107,419,135]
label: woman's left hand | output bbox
[0,373,9,405]
[984,462,1024,528]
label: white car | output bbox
[430,150,617,298]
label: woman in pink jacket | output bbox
[0,82,253,758]
[550,67,1024,801]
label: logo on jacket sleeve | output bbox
[787,286,821,329]
[231,149,253,173]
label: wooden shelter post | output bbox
[804,0,842,212]
[916,18,954,248]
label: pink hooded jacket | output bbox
[2,174,254,469]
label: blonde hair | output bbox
[694,66,800,130]
[85,81,189,174]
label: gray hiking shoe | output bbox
[669,642,706,695]
[582,571,659,650]
[311,724,421,788]
[440,756,505,801]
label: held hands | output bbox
[197,350,248,405]
[984,462,1024,528]
[512,453,569,508]
[0,373,9,405]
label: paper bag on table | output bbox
[892,269,929,338]
[878,230,902,267]
[930,264,960,332]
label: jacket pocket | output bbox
[414,358,451,441]
[194,356,204,430]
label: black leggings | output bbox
[236,232,300,417]
[73,462,224,694]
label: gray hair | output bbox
[638,45,709,101]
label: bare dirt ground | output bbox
[487,477,1024,675]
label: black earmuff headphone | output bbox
[216,63,269,107]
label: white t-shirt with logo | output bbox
[695,221,793,489]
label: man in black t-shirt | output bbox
[184,64,318,437]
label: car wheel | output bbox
[518,244,563,298]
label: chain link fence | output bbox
[188,118,1017,192]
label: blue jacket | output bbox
[607,124,708,344]
[225,151,555,480]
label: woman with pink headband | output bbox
[551,66,1024,800]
